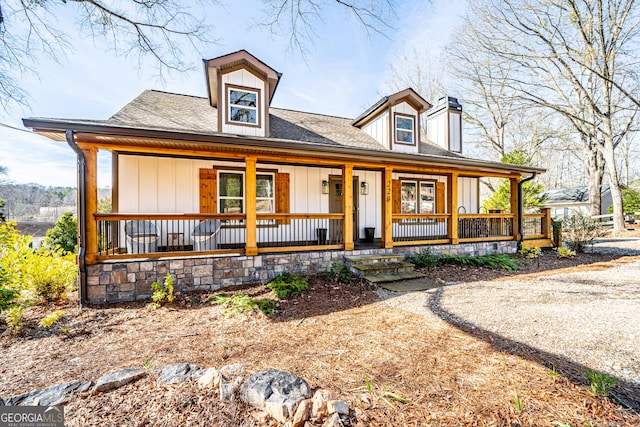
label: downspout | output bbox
[518,172,537,250]
[66,130,87,307]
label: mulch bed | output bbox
[1,252,639,426]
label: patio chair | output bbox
[124,220,159,254]
[191,219,222,251]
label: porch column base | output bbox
[245,247,258,256]
[344,242,354,251]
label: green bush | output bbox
[439,254,518,271]
[554,247,576,258]
[39,310,65,328]
[562,211,602,253]
[208,293,275,316]
[267,272,309,298]
[149,274,174,308]
[0,266,20,313]
[43,211,78,254]
[409,249,439,269]
[24,249,77,302]
[326,261,356,284]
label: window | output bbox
[395,114,415,144]
[256,173,275,213]
[401,180,436,214]
[228,87,258,125]
[217,171,275,214]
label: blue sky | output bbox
[0,0,466,187]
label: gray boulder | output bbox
[157,363,201,384]
[93,368,147,393]
[7,381,92,406]
[240,370,311,422]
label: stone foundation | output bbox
[85,241,517,304]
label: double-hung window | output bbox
[218,171,275,215]
[395,114,415,144]
[401,180,436,215]
[228,87,258,125]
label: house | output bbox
[544,185,613,219]
[23,50,549,305]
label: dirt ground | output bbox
[1,251,640,426]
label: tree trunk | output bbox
[584,139,604,216]
[601,134,626,234]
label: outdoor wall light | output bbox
[322,180,329,194]
[361,181,369,195]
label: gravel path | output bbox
[378,237,640,388]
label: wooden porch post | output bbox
[541,207,553,239]
[382,167,393,249]
[510,177,521,240]
[245,157,258,256]
[448,172,459,244]
[343,164,354,251]
[82,147,98,264]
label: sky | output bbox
[0,0,467,188]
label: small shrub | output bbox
[326,261,356,284]
[143,358,155,370]
[439,254,518,271]
[43,211,77,254]
[38,310,65,328]
[562,211,602,253]
[25,249,77,302]
[583,369,619,397]
[4,306,26,333]
[208,293,275,316]
[267,272,309,298]
[149,273,174,308]
[409,249,439,268]
[0,266,20,313]
[519,243,541,259]
[554,247,576,258]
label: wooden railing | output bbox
[458,213,516,241]
[391,214,450,245]
[94,213,344,259]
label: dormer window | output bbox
[227,85,260,126]
[395,113,415,145]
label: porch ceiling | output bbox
[24,119,545,178]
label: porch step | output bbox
[345,254,425,285]
[364,270,427,284]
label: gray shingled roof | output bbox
[108,90,462,158]
[544,185,611,204]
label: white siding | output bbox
[220,69,267,137]
[356,170,381,238]
[449,112,462,153]
[362,111,389,149]
[426,112,448,150]
[391,102,419,154]
[458,177,479,214]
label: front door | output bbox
[329,176,359,243]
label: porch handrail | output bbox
[459,213,516,219]
[256,213,344,220]
[95,213,246,221]
[391,213,451,220]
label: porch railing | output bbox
[458,213,515,240]
[391,214,450,244]
[256,213,344,251]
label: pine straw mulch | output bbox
[1,253,640,426]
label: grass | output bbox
[583,369,619,398]
[439,253,519,271]
[207,292,275,316]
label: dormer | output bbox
[351,88,431,153]
[204,50,282,137]
[426,96,463,153]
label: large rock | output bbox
[93,368,147,393]
[7,381,92,406]
[240,370,311,423]
[157,363,201,384]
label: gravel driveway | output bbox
[378,237,640,397]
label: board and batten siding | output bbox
[361,111,389,149]
[426,112,447,150]
[390,101,419,154]
[117,155,384,240]
[220,69,267,137]
[457,177,479,214]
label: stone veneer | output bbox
[85,241,517,304]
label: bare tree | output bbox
[459,0,640,233]
[0,0,398,112]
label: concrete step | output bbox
[351,261,415,275]
[364,270,427,284]
[344,254,404,267]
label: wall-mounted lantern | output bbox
[322,180,329,194]
[361,181,369,195]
